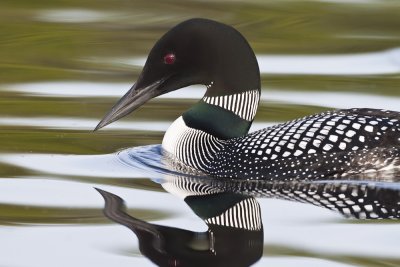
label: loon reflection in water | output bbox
[95,18,400,180]
[97,185,399,266]
[97,189,263,267]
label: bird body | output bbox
[163,108,400,180]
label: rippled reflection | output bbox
[98,189,263,267]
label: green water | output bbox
[0,0,400,266]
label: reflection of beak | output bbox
[94,78,165,131]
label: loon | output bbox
[95,18,400,180]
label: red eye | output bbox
[163,53,176,64]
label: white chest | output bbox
[162,116,225,171]
[162,116,189,156]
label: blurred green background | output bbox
[2,0,400,83]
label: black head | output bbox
[95,18,260,130]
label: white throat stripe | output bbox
[203,90,260,121]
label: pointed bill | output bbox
[94,79,165,131]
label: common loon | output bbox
[95,18,400,180]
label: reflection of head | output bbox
[97,188,264,267]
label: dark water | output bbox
[1,1,400,266]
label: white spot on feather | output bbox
[365,125,374,132]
